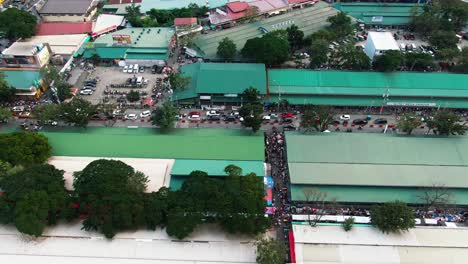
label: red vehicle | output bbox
[188,111,200,117]
[281,112,293,119]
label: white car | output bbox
[189,115,200,120]
[125,113,138,120]
[80,89,93,95]
[140,110,151,118]
[339,114,351,120]
[123,66,128,73]
[262,115,271,120]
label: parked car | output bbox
[263,115,271,120]
[80,89,93,95]
[374,118,387,124]
[140,110,151,118]
[208,115,221,121]
[352,119,368,125]
[139,66,144,73]
[281,112,294,119]
[125,113,138,120]
[123,66,129,73]
[224,115,236,122]
[339,114,351,120]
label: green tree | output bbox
[168,72,191,90]
[217,37,237,61]
[241,31,290,66]
[31,103,59,125]
[239,103,263,132]
[0,8,37,39]
[286,24,304,49]
[242,86,261,104]
[0,132,52,166]
[373,50,403,72]
[40,65,61,87]
[404,52,436,71]
[333,44,371,70]
[126,90,140,102]
[300,105,334,132]
[14,191,49,236]
[0,107,12,123]
[343,217,354,232]
[0,164,70,236]
[144,188,169,230]
[255,237,286,264]
[0,160,12,180]
[125,4,144,27]
[55,80,73,102]
[431,109,467,136]
[452,47,468,73]
[224,164,243,177]
[58,98,96,128]
[397,113,422,135]
[152,101,179,130]
[435,48,459,62]
[308,39,329,69]
[165,206,202,239]
[327,12,354,39]
[371,201,415,234]
[429,30,459,50]
[73,159,149,238]
[0,73,16,103]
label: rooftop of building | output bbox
[36,22,93,35]
[174,17,197,26]
[268,70,468,98]
[0,69,41,89]
[293,225,468,264]
[40,127,264,161]
[92,14,126,37]
[227,1,249,12]
[286,133,468,204]
[1,42,43,56]
[333,2,424,26]
[92,27,175,48]
[174,62,267,100]
[195,1,337,58]
[249,0,289,13]
[39,0,94,14]
[24,34,89,55]
[367,31,399,50]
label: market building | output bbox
[172,62,267,105]
[286,132,468,206]
[267,70,468,109]
[333,2,424,27]
[38,0,97,22]
[80,27,176,66]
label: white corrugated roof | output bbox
[368,31,399,50]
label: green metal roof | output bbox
[173,62,267,100]
[268,70,468,108]
[194,1,337,59]
[287,133,468,205]
[171,160,265,177]
[290,185,468,205]
[289,163,468,188]
[333,2,424,26]
[125,53,168,60]
[93,27,175,48]
[0,70,41,89]
[83,47,128,59]
[285,133,468,166]
[41,127,264,161]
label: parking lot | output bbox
[77,66,167,110]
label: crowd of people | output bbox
[265,128,292,261]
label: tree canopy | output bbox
[430,109,467,136]
[152,101,179,130]
[0,107,12,123]
[239,103,263,132]
[371,201,415,234]
[331,44,371,71]
[168,72,191,90]
[0,164,70,236]
[58,98,96,128]
[0,73,16,103]
[0,132,51,166]
[327,12,354,40]
[300,105,334,132]
[373,50,402,72]
[308,39,329,69]
[286,25,304,49]
[255,237,286,264]
[126,90,140,102]
[0,8,37,39]
[241,31,290,66]
[217,37,237,61]
[242,87,261,104]
[397,114,422,135]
